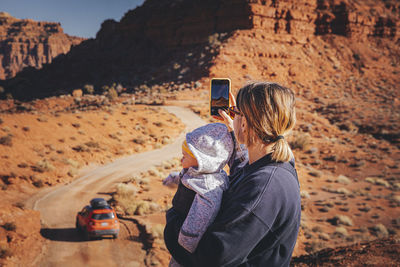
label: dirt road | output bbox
[27,106,206,267]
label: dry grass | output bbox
[112,183,160,216]
[336,175,351,185]
[289,132,311,150]
[333,226,349,238]
[34,159,55,173]
[300,190,310,199]
[365,177,390,188]
[328,215,353,226]
[148,223,164,241]
[371,224,389,238]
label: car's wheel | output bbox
[75,219,81,231]
[113,234,118,239]
[85,229,92,241]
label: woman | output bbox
[164,82,301,266]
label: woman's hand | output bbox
[218,91,236,132]
[218,109,233,132]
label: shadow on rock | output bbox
[40,228,86,242]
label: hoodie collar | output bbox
[230,153,274,186]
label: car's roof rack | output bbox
[90,198,111,209]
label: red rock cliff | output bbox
[1,0,399,102]
[0,12,85,80]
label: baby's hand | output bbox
[162,171,180,186]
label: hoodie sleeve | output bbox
[178,173,227,253]
[228,132,249,175]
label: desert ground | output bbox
[0,87,399,266]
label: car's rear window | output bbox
[91,212,115,220]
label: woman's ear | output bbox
[241,116,247,133]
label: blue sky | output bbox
[1,0,145,38]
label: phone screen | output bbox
[210,78,230,118]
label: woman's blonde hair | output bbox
[237,82,296,162]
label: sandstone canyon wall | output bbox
[0,12,85,80]
[0,0,398,102]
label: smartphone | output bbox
[210,78,230,119]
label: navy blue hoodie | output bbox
[164,151,301,267]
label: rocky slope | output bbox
[0,12,85,80]
[291,237,400,266]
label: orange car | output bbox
[76,198,120,240]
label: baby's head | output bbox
[182,123,234,173]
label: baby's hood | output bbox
[186,123,234,174]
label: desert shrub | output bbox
[153,143,162,149]
[308,170,322,178]
[0,135,12,146]
[300,191,310,199]
[22,126,29,131]
[371,223,389,238]
[311,226,323,233]
[37,116,48,122]
[1,126,10,132]
[153,121,163,127]
[328,215,353,226]
[358,203,371,212]
[305,241,325,254]
[333,226,348,238]
[336,175,351,185]
[83,84,95,94]
[67,168,78,177]
[140,177,150,185]
[63,158,79,168]
[162,136,171,145]
[34,159,55,173]
[101,85,110,93]
[391,195,400,206]
[318,233,330,241]
[33,178,44,188]
[107,88,118,100]
[149,224,164,240]
[133,137,146,145]
[337,188,351,195]
[289,132,310,150]
[85,141,100,148]
[0,245,12,259]
[339,206,350,212]
[365,177,390,188]
[148,168,160,177]
[14,202,25,209]
[374,178,390,188]
[72,145,90,152]
[115,183,137,199]
[135,201,151,215]
[2,222,16,231]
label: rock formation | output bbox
[0,12,85,79]
[0,0,399,145]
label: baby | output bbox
[163,123,234,267]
